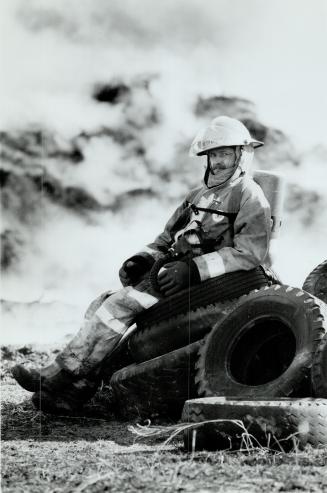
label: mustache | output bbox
[210,164,237,174]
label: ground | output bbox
[1,346,327,493]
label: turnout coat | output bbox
[141,172,272,281]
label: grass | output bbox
[2,345,327,493]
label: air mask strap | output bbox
[235,146,243,167]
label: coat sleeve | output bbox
[132,191,197,264]
[193,182,271,280]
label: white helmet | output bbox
[189,116,264,157]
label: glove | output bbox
[157,260,200,296]
[119,255,154,287]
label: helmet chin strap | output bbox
[204,154,212,187]
[204,146,244,188]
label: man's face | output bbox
[207,146,236,174]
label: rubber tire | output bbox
[136,266,273,329]
[182,397,327,451]
[312,333,327,398]
[302,259,327,304]
[98,343,134,383]
[196,285,327,398]
[110,340,204,420]
[129,300,235,363]
[149,255,170,296]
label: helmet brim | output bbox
[196,140,264,156]
[251,140,264,149]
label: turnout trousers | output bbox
[55,278,160,378]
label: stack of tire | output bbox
[182,260,327,451]
[102,261,327,450]
[109,266,274,420]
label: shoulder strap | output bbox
[189,204,238,222]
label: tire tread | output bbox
[196,285,327,398]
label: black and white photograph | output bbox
[1,1,327,491]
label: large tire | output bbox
[129,301,235,363]
[312,333,327,398]
[136,266,273,329]
[196,285,327,398]
[302,260,327,304]
[110,340,204,420]
[182,397,327,451]
[98,343,134,383]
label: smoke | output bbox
[2,182,180,306]
[1,0,327,344]
[1,0,327,147]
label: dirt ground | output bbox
[1,345,327,493]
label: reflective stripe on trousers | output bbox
[56,282,159,376]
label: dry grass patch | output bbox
[2,345,327,492]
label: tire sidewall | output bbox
[182,397,327,450]
[312,333,327,397]
[200,288,320,397]
[302,259,327,303]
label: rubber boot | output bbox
[11,360,64,393]
[11,316,117,396]
[13,284,159,413]
[11,317,119,412]
[31,383,97,415]
[12,361,100,411]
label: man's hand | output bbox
[119,255,154,287]
[157,261,190,296]
[119,260,138,286]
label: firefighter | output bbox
[12,116,271,413]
